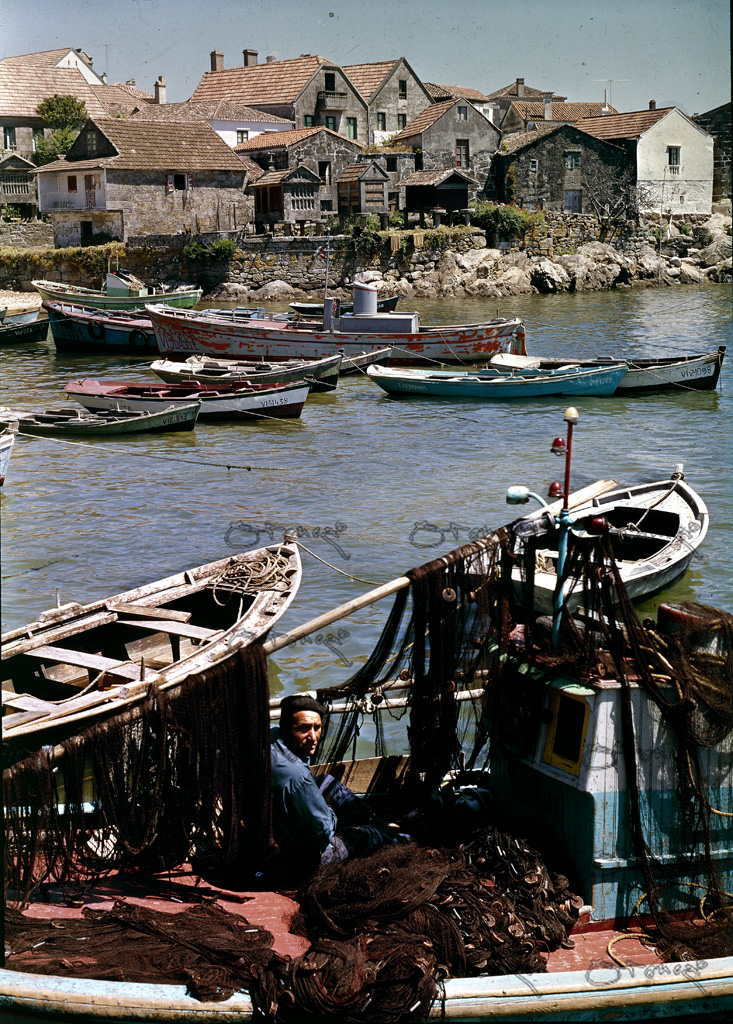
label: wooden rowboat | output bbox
[149,352,342,392]
[1,541,301,744]
[366,362,627,398]
[32,269,201,311]
[0,403,201,436]
[0,310,48,346]
[0,427,15,485]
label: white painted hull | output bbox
[0,429,14,485]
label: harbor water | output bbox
[1,283,731,699]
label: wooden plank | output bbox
[2,611,118,660]
[311,755,411,795]
[114,619,216,641]
[24,646,141,680]
[107,601,192,623]
[2,692,55,712]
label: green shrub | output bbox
[183,237,238,262]
[389,210,405,228]
[364,214,382,232]
[469,202,536,240]
[677,222,692,236]
[353,231,383,261]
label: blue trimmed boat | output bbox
[44,302,157,354]
[366,362,627,398]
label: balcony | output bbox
[318,90,348,111]
[38,190,103,213]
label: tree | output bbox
[34,94,88,165]
[580,161,654,222]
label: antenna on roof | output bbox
[593,79,628,108]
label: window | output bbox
[564,151,581,169]
[564,189,582,213]
[303,115,314,128]
[457,105,468,121]
[166,173,190,193]
[377,112,386,132]
[32,128,44,152]
[320,199,333,211]
[324,115,336,131]
[386,156,397,172]
[456,139,469,168]
[398,79,407,99]
[86,131,97,154]
[324,71,336,92]
[236,130,249,144]
[318,161,331,184]
[67,175,78,192]
[397,113,407,130]
[3,127,16,150]
[543,690,590,777]
[346,117,357,140]
[529,159,538,172]
[667,147,681,174]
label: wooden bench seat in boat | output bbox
[113,618,219,661]
[107,600,192,622]
[24,645,142,680]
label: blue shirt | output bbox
[270,727,337,869]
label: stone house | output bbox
[233,126,362,221]
[693,102,731,201]
[191,51,368,142]
[0,153,37,216]
[492,123,629,214]
[33,117,248,246]
[391,98,500,198]
[484,78,566,126]
[424,82,495,120]
[336,161,390,221]
[131,98,293,148]
[500,97,617,135]
[340,59,433,145]
[576,105,715,215]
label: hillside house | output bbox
[424,82,495,120]
[131,98,293,147]
[191,50,368,141]
[493,123,629,214]
[576,105,715,214]
[340,59,432,145]
[33,117,248,246]
[391,98,500,197]
[234,126,362,222]
[485,78,566,124]
[0,47,106,85]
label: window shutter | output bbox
[166,174,174,194]
[187,173,194,191]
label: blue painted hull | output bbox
[367,364,627,398]
[45,303,158,355]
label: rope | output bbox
[294,540,383,586]
[211,548,294,606]
[606,933,657,967]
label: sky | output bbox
[1,0,730,116]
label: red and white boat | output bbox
[145,282,526,365]
[63,378,310,421]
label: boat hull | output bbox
[146,304,527,365]
[289,294,400,316]
[33,281,202,311]
[149,353,342,392]
[367,363,627,398]
[45,302,158,354]
[0,430,14,485]
[0,317,48,346]
[1,404,201,436]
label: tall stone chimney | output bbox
[243,49,258,66]
[543,93,553,120]
[516,78,525,98]
[210,50,224,72]
[154,76,166,104]
[649,100,657,110]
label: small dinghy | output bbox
[0,308,48,346]
[149,352,342,392]
[32,267,201,311]
[0,403,201,436]
[366,361,627,398]
[1,540,302,744]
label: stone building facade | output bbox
[341,58,433,145]
[694,102,731,201]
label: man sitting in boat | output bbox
[268,694,406,882]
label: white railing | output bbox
[667,165,681,176]
[39,191,103,212]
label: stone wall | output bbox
[694,102,732,201]
[0,218,54,247]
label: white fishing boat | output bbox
[32,267,201,311]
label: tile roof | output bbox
[340,60,399,100]
[391,99,457,142]
[34,117,246,173]
[504,100,618,124]
[0,64,110,119]
[485,82,563,100]
[1,47,94,69]
[401,168,477,187]
[337,160,387,182]
[424,82,491,103]
[88,83,146,117]
[236,154,266,181]
[191,55,334,106]
[574,107,675,139]
[233,126,361,152]
[113,82,155,101]
[131,100,292,123]
[496,122,566,154]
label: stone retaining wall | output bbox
[0,219,55,248]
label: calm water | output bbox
[1,284,731,696]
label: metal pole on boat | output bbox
[551,407,578,651]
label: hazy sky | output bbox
[1,0,730,115]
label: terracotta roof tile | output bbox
[574,107,674,139]
[191,55,334,106]
[485,82,562,100]
[401,167,477,187]
[0,64,110,119]
[424,83,491,103]
[340,60,399,100]
[497,123,566,153]
[34,117,246,173]
[113,82,155,101]
[391,99,457,142]
[131,100,292,123]
[504,100,618,124]
[1,47,94,69]
[233,126,362,152]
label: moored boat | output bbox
[1,307,42,325]
[366,361,627,398]
[44,301,158,354]
[32,267,202,311]
[64,377,310,420]
[0,427,15,485]
[0,403,201,436]
[289,293,400,316]
[0,309,48,346]
[149,352,342,392]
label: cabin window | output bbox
[324,116,336,131]
[457,105,468,121]
[564,151,581,169]
[377,112,386,132]
[529,159,538,172]
[236,130,249,144]
[456,139,470,168]
[397,113,407,130]
[398,79,407,99]
[67,175,78,192]
[303,115,314,127]
[318,161,331,184]
[346,117,357,140]
[667,147,681,174]
[3,127,16,150]
[543,691,590,777]
[324,71,336,92]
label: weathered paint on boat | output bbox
[0,315,48,346]
[366,363,627,398]
[149,352,342,392]
[0,403,201,436]
[32,279,202,311]
[0,428,15,485]
[146,303,527,365]
[44,302,157,354]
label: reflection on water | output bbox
[1,285,731,696]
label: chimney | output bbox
[101,72,107,84]
[266,53,277,63]
[516,78,525,98]
[210,50,224,72]
[649,100,656,110]
[243,49,258,66]
[543,93,553,120]
[154,75,166,104]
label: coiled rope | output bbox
[211,549,294,606]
